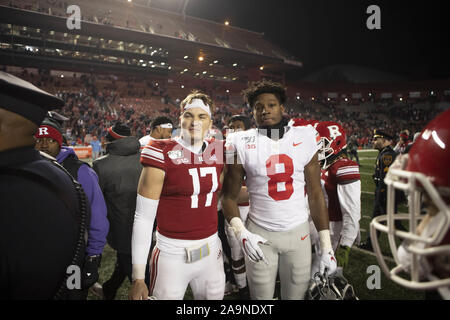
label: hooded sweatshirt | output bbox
[56,146,109,256]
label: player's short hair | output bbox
[242,79,287,108]
[228,114,251,130]
[180,90,214,116]
[150,116,173,130]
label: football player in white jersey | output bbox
[221,80,337,300]
[138,116,174,150]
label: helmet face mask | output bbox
[306,271,358,300]
[370,109,450,297]
[370,156,450,292]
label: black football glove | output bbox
[82,254,101,289]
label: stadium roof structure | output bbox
[0,2,302,81]
[301,65,408,84]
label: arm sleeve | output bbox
[337,181,361,247]
[77,165,109,256]
[131,194,158,280]
[140,140,167,171]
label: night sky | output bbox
[185,0,450,80]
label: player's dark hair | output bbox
[228,115,251,130]
[150,116,174,130]
[242,79,287,108]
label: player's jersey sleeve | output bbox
[335,162,361,184]
[303,125,322,165]
[140,140,167,171]
[224,132,244,165]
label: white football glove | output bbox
[319,249,337,275]
[229,217,269,264]
[318,229,337,275]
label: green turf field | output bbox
[88,149,425,300]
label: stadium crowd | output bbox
[6,68,444,152]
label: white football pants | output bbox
[245,219,311,300]
[149,234,225,300]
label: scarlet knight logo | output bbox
[38,127,49,135]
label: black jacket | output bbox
[93,137,142,254]
[0,146,88,299]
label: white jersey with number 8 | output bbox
[225,125,320,231]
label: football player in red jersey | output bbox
[221,80,336,300]
[129,91,226,300]
[370,109,450,299]
[310,121,361,275]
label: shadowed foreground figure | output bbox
[0,71,88,299]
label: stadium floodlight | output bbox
[184,55,189,59]
[184,69,188,72]
[142,64,147,67]
[226,90,230,93]
[214,60,218,64]
[311,97,315,101]
[181,85,185,88]
[202,71,207,74]
[198,56,204,62]
[225,21,230,26]
[233,63,238,67]
[161,62,165,65]
[259,66,264,70]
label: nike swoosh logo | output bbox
[293,142,303,147]
[301,234,309,240]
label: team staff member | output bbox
[0,71,87,299]
[221,80,337,300]
[129,91,225,300]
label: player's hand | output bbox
[335,245,351,269]
[319,249,337,275]
[129,279,149,300]
[231,227,269,264]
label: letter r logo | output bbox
[39,127,49,135]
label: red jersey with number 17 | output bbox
[140,137,224,240]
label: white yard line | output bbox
[362,191,374,195]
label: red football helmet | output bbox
[370,109,450,298]
[315,121,347,169]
